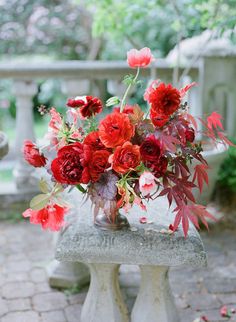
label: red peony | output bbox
[84,131,105,151]
[140,135,162,163]
[98,112,134,148]
[87,150,110,182]
[111,142,140,174]
[185,127,195,142]
[145,82,181,117]
[23,204,67,231]
[51,143,89,184]
[127,47,154,68]
[67,95,103,118]
[150,109,169,128]
[23,140,47,168]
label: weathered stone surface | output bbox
[7,298,31,311]
[64,304,83,322]
[30,268,47,283]
[48,260,90,289]
[1,311,40,322]
[1,282,35,299]
[56,198,207,267]
[0,298,8,317]
[40,310,66,322]
[32,292,67,312]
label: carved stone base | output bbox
[131,266,180,322]
[47,260,90,289]
[81,263,129,322]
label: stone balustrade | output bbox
[0,59,199,192]
[0,53,235,192]
[56,196,207,322]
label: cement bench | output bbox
[56,197,207,322]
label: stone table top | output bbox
[56,195,207,267]
[0,131,8,159]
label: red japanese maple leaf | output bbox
[179,82,197,99]
[192,164,209,193]
[173,203,216,237]
[207,111,224,130]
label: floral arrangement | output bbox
[23,47,233,236]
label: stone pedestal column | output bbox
[12,80,38,191]
[131,266,179,322]
[81,263,129,322]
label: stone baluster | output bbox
[81,264,129,322]
[131,266,179,322]
[48,80,90,289]
[199,54,236,137]
[12,80,38,191]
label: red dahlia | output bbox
[51,143,89,184]
[67,96,103,118]
[98,112,134,148]
[146,82,181,117]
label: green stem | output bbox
[120,68,140,112]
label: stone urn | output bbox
[0,131,8,160]
[192,142,228,205]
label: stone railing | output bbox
[0,53,235,193]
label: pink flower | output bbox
[139,171,157,196]
[23,204,68,231]
[48,108,62,133]
[127,47,154,68]
[220,306,230,318]
[139,216,147,224]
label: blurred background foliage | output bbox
[0,0,235,60]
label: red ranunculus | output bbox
[51,143,89,184]
[185,127,195,142]
[67,95,103,118]
[111,142,140,174]
[23,140,47,168]
[140,135,162,163]
[145,82,181,116]
[127,47,154,68]
[99,112,134,148]
[23,204,67,231]
[151,156,168,178]
[87,149,110,182]
[150,109,170,128]
[84,131,105,151]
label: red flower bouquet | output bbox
[23,47,233,236]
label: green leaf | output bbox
[39,178,50,194]
[123,74,135,86]
[30,194,50,210]
[76,184,87,193]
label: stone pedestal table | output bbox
[56,198,207,322]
